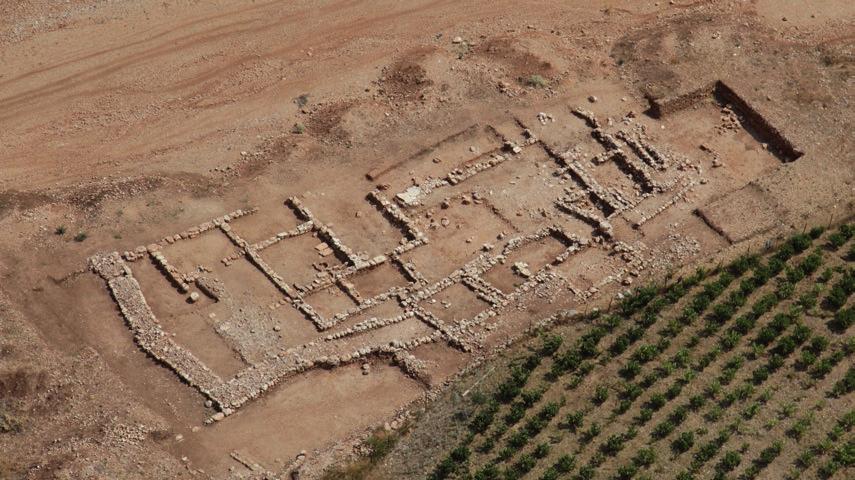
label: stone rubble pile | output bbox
[616,129,668,171]
[392,351,431,384]
[573,107,674,194]
[287,197,364,267]
[121,207,257,262]
[447,152,510,185]
[149,247,189,292]
[85,112,708,424]
[367,191,427,254]
[555,188,614,237]
[461,275,506,306]
[221,221,315,266]
[632,180,697,228]
[89,253,225,408]
[323,310,416,341]
[318,287,405,331]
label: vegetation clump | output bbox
[410,225,855,480]
[523,74,549,88]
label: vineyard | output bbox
[424,223,855,480]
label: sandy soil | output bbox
[0,1,853,479]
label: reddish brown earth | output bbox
[0,1,852,479]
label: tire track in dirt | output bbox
[0,0,453,124]
[0,0,287,87]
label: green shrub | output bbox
[521,389,544,408]
[796,448,816,469]
[652,420,675,439]
[533,442,551,459]
[429,458,455,479]
[613,464,637,480]
[830,366,855,397]
[634,447,655,467]
[717,451,741,473]
[787,415,812,440]
[620,360,641,379]
[580,423,601,444]
[564,410,584,431]
[743,402,761,419]
[705,405,724,422]
[831,438,854,467]
[576,465,595,480]
[505,403,526,425]
[593,385,609,405]
[757,440,783,465]
[665,381,683,400]
[470,401,499,433]
[823,268,855,310]
[539,467,559,480]
[633,344,660,363]
[511,453,536,476]
[540,334,564,356]
[474,464,500,480]
[635,407,653,425]
[0,412,21,434]
[828,307,854,333]
[672,431,695,453]
[508,430,529,449]
[523,75,549,88]
[601,433,626,456]
[555,454,576,473]
[827,232,847,250]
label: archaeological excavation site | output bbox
[0,1,852,480]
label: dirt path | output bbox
[1,1,853,479]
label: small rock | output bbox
[188,292,200,303]
[588,95,598,103]
[513,262,532,278]
[452,36,463,44]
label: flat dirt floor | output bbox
[0,1,853,479]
